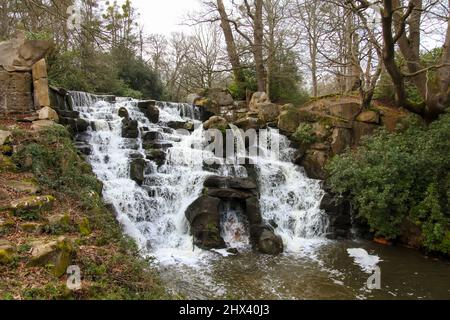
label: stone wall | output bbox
[0,67,34,114]
[0,32,51,116]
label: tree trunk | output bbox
[216,0,246,91]
[436,1,450,110]
[381,0,409,107]
[254,0,266,92]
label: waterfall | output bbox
[70,91,328,265]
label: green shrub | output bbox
[292,123,317,146]
[12,126,102,199]
[327,113,450,254]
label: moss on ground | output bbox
[0,124,169,300]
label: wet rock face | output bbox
[137,100,159,123]
[204,176,257,190]
[185,175,284,255]
[250,225,284,256]
[122,118,139,139]
[130,158,146,186]
[320,192,352,239]
[185,196,226,250]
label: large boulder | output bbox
[137,100,159,123]
[320,193,352,239]
[0,240,16,265]
[204,176,257,190]
[143,131,163,143]
[249,92,269,112]
[207,188,254,200]
[250,225,283,256]
[278,109,301,135]
[10,195,56,217]
[234,117,264,131]
[245,197,263,226]
[0,32,52,69]
[257,103,280,123]
[38,106,59,122]
[328,102,361,121]
[130,158,146,186]
[145,149,166,166]
[31,59,47,81]
[301,150,328,180]
[0,69,34,113]
[352,122,378,146]
[0,130,12,146]
[122,118,139,139]
[27,237,74,277]
[185,196,226,250]
[208,89,234,106]
[118,107,129,119]
[330,128,352,155]
[31,120,62,131]
[203,116,229,131]
[356,110,380,124]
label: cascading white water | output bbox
[70,91,328,266]
[251,130,329,253]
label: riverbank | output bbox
[0,119,169,300]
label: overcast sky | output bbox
[130,0,201,36]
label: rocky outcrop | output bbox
[192,88,253,123]
[0,130,12,147]
[186,175,283,255]
[250,225,284,256]
[31,120,64,132]
[10,195,56,217]
[122,118,139,139]
[130,158,146,186]
[0,31,52,69]
[249,92,270,112]
[137,100,159,123]
[38,106,59,122]
[185,196,225,250]
[203,116,229,131]
[27,236,74,277]
[280,96,412,180]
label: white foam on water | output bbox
[347,248,381,273]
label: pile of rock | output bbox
[185,175,283,255]
[191,88,249,122]
[276,96,412,180]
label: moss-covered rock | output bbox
[20,222,44,234]
[0,130,12,146]
[4,179,40,195]
[10,195,56,217]
[78,217,91,236]
[203,116,229,131]
[0,240,16,265]
[356,110,380,124]
[27,236,75,277]
[278,109,301,134]
[0,155,16,172]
